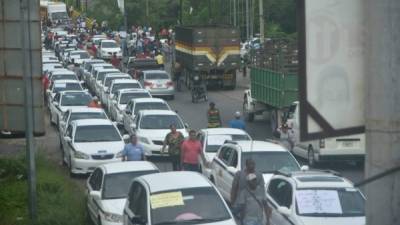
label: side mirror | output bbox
[46,89,51,94]
[64,136,72,142]
[53,102,59,106]
[112,100,117,104]
[130,123,137,130]
[90,191,101,200]
[300,165,309,171]
[227,166,237,175]
[59,121,66,126]
[277,206,291,216]
[130,215,146,225]
[79,80,85,84]
[184,123,189,129]
[125,109,131,115]
[122,134,130,140]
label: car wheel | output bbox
[210,176,215,184]
[243,104,254,122]
[170,95,175,100]
[68,156,75,178]
[307,147,316,167]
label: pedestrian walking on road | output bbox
[231,158,265,205]
[276,123,295,151]
[111,52,121,69]
[207,102,222,128]
[180,130,206,172]
[229,111,246,130]
[122,134,146,161]
[162,124,185,171]
[236,173,271,225]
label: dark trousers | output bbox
[182,163,200,172]
[170,155,181,171]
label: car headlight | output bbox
[102,211,122,223]
[73,150,90,159]
[138,136,150,145]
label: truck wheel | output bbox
[307,147,317,167]
[243,105,254,122]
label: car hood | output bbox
[298,216,365,225]
[101,198,126,215]
[102,47,121,52]
[137,129,188,141]
[73,141,124,154]
[59,106,88,112]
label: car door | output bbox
[223,148,238,199]
[267,178,295,225]
[59,110,70,134]
[123,100,134,131]
[87,168,103,222]
[213,146,233,200]
[124,182,149,225]
[62,125,74,163]
[197,132,207,172]
[51,93,61,122]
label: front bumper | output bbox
[140,142,164,156]
[71,157,120,174]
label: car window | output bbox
[66,125,73,138]
[139,114,184,129]
[228,149,238,167]
[267,179,293,208]
[62,111,70,122]
[53,93,60,102]
[218,147,233,165]
[89,168,103,191]
[120,93,151,104]
[134,102,169,115]
[74,125,121,142]
[241,152,300,173]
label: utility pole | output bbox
[146,0,149,25]
[20,0,37,223]
[259,0,264,42]
[245,0,249,40]
[233,0,237,26]
[365,0,400,225]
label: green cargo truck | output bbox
[174,25,241,89]
[243,39,298,131]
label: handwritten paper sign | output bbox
[207,135,232,146]
[150,191,184,209]
[296,190,342,214]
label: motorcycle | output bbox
[191,75,208,103]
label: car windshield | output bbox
[69,112,107,122]
[102,170,158,199]
[140,115,183,129]
[241,152,300,173]
[51,74,77,81]
[61,93,92,106]
[295,188,365,217]
[112,83,141,94]
[151,187,231,225]
[145,73,169,80]
[102,42,117,48]
[105,77,128,87]
[97,71,119,81]
[134,102,169,115]
[205,134,251,153]
[74,125,121,142]
[120,93,151,104]
[51,11,68,20]
[53,83,82,93]
[71,52,90,59]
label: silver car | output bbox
[140,70,174,100]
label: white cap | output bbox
[235,111,241,117]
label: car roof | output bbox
[140,110,176,116]
[52,70,75,75]
[68,108,105,113]
[93,63,112,68]
[53,79,80,84]
[230,140,288,152]
[112,79,139,84]
[139,171,212,193]
[72,119,113,126]
[59,90,89,95]
[201,128,249,136]
[70,50,87,53]
[133,98,165,103]
[279,171,355,189]
[105,73,129,78]
[118,89,148,94]
[101,39,116,43]
[101,161,159,174]
[143,70,167,74]
[97,68,120,72]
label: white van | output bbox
[286,101,365,166]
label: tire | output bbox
[210,176,215,184]
[68,156,75,178]
[243,103,254,122]
[169,95,175,100]
[307,147,317,167]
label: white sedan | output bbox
[105,79,142,112]
[130,110,188,156]
[100,74,132,105]
[46,80,84,105]
[61,119,129,176]
[123,172,237,225]
[87,162,159,225]
[197,128,252,178]
[109,89,152,123]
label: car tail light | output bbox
[144,81,153,87]
[166,81,173,87]
[319,139,325,148]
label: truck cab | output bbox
[286,101,365,166]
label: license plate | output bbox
[342,141,354,147]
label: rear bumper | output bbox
[71,158,120,174]
[317,154,365,162]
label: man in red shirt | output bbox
[180,130,206,172]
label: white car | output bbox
[267,170,365,225]
[42,63,63,76]
[197,128,252,178]
[122,98,170,133]
[86,63,114,86]
[106,79,142,112]
[210,140,303,202]
[98,40,122,59]
[140,70,174,99]
[89,67,118,93]
[79,59,105,80]
[68,50,91,65]
[61,119,128,176]
[87,162,159,225]
[130,110,188,156]
[93,69,121,96]
[47,80,84,104]
[48,91,92,125]
[58,108,108,146]
[100,74,132,104]
[123,172,237,225]
[48,70,79,85]
[109,90,152,123]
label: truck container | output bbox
[173,25,240,89]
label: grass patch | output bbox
[0,154,87,225]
